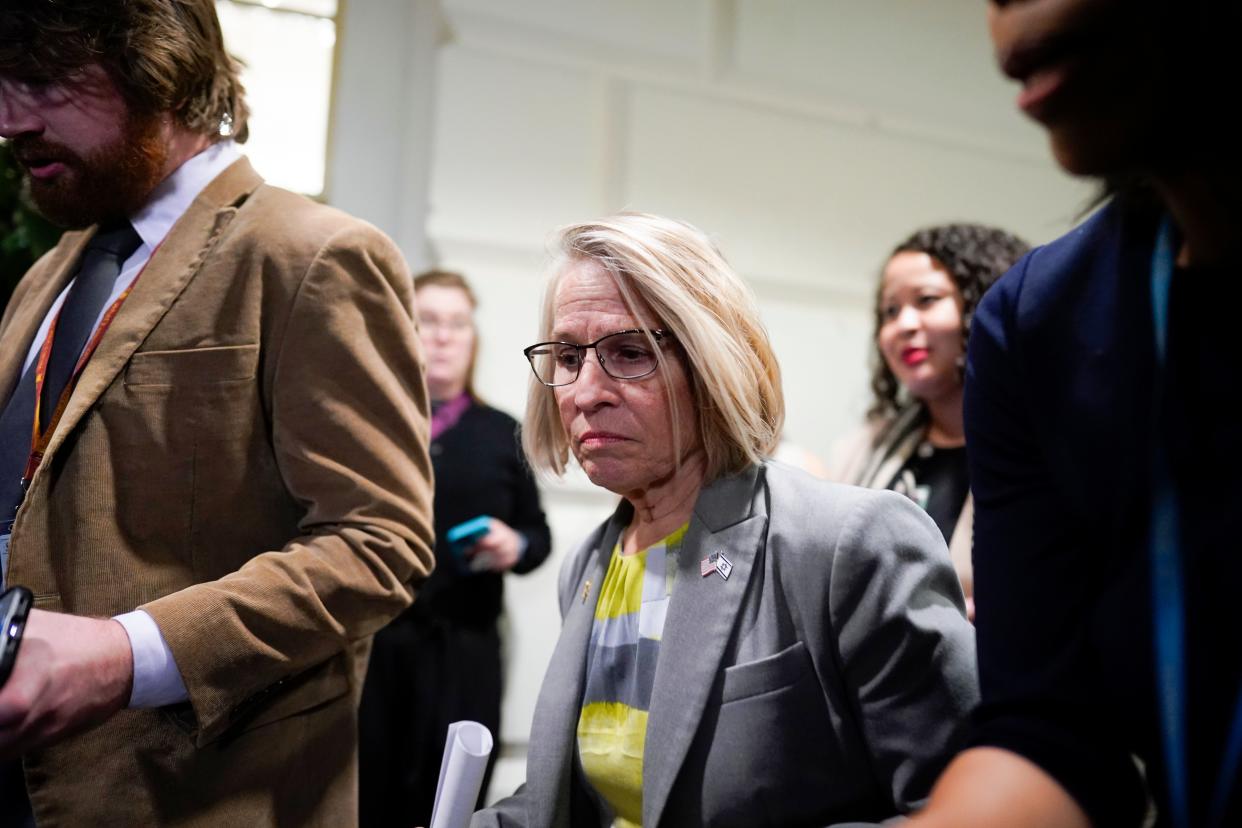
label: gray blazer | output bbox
[476,462,977,827]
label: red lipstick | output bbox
[901,348,929,367]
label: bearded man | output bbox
[0,2,434,825]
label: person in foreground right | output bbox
[910,1,1242,827]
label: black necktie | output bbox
[0,221,142,527]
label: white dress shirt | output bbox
[22,140,242,708]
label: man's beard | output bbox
[14,110,168,229]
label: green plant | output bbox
[1,141,64,315]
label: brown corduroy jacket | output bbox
[0,158,434,826]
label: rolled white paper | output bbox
[429,720,495,828]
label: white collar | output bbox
[128,140,243,251]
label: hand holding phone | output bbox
[446,516,493,571]
[446,516,526,574]
[0,586,33,689]
[471,521,528,574]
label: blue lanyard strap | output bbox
[1149,215,1188,828]
[1149,216,1242,828]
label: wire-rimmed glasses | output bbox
[523,329,674,387]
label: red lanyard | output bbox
[20,254,151,489]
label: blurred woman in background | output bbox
[359,270,552,828]
[829,224,1028,618]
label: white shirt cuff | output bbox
[113,609,189,708]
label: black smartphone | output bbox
[0,586,33,689]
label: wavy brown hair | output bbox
[868,223,1029,419]
[0,0,249,142]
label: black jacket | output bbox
[412,402,551,626]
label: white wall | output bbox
[330,0,449,270]
[331,0,1093,805]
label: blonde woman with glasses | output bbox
[474,213,976,828]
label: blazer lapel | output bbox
[527,509,627,828]
[642,466,768,827]
[30,158,263,478]
[0,233,91,402]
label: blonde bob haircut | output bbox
[523,212,784,482]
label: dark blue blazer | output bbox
[962,198,1225,827]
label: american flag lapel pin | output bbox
[700,552,718,578]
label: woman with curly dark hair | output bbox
[829,223,1028,618]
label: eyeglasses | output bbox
[418,316,473,334]
[523,329,674,387]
